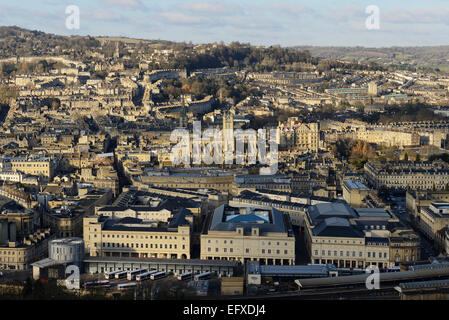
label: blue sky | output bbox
[2,0,449,47]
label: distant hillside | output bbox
[294,45,449,73]
[0,26,179,59]
[1,26,446,74]
[0,26,320,73]
[0,26,100,59]
[96,36,173,45]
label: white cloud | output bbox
[159,12,213,25]
[266,3,312,15]
[88,9,127,22]
[102,0,147,10]
[179,1,240,14]
[382,8,449,25]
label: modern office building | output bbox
[305,203,420,268]
[83,208,192,260]
[201,204,295,265]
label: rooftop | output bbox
[355,208,391,218]
[307,202,357,224]
[398,279,449,291]
[84,256,238,267]
[343,180,370,191]
[208,204,289,234]
[312,217,364,238]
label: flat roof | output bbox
[31,258,62,269]
[344,180,370,191]
[355,208,391,218]
[431,202,449,209]
[399,279,449,291]
[49,237,84,246]
[259,265,332,276]
[83,256,238,267]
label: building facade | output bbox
[364,161,449,190]
[278,118,320,153]
[201,205,295,265]
[305,203,420,269]
[83,211,191,260]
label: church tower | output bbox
[114,42,120,59]
[179,94,188,128]
[222,110,234,159]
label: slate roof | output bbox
[312,217,364,238]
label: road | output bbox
[390,197,436,260]
[293,226,309,265]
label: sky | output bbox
[1,0,449,47]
